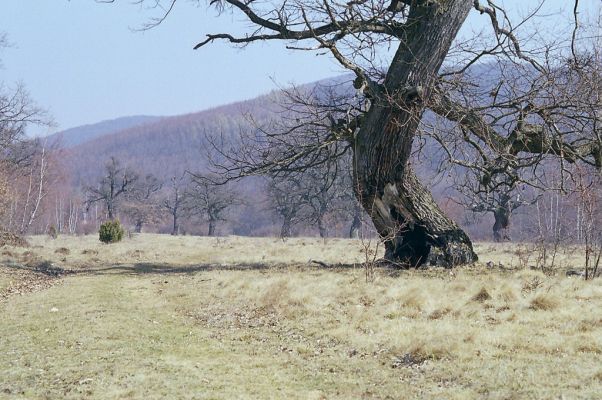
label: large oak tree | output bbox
[109,0,601,267]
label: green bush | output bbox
[99,220,124,244]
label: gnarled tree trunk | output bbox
[354,0,477,268]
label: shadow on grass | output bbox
[3,260,362,277]
[80,261,363,276]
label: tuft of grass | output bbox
[397,287,425,311]
[428,307,451,320]
[258,278,289,310]
[404,338,456,362]
[54,247,70,255]
[529,293,559,311]
[472,287,492,302]
[498,284,518,303]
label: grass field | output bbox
[1,234,601,399]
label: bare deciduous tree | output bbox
[0,33,52,228]
[186,175,240,236]
[111,0,601,267]
[162,174,189,235]
[266,176,308,239]
[122,174,163,232]
[85,157,139,220]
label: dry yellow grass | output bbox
[1,234,601,399]
[20,233,375,267]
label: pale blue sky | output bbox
[0,0,584,134]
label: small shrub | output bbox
[99,220,124,244]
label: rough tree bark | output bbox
[354,1,477,267]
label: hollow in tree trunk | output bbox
[353,0,477,268]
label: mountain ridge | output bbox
[47,115,165,147]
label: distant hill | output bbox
[47,115,164,148]
[58,72,506,239]
[64,93,281,186]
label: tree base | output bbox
[384,227,477,269]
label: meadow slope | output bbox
[1,235,601,399]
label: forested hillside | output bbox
[48,115,164,147]
[9,71,594,243]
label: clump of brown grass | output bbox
[54,247,70,255]
[529,293,559,311]
[498,285,518,302]
[576,343,602,354]
[127,249,144,259]
[397,288,425,311]
[258,279,289,310]
[428,307,451,320]
[594,370,602,382]
[496,305,511,312]
[20,251,35,262]
[472,287,492,302]
[404,338,455,362]
[576,319,601,332]
[81,249,98,255]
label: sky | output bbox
[0,0,586,135]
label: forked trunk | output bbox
[353,0,477,268]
